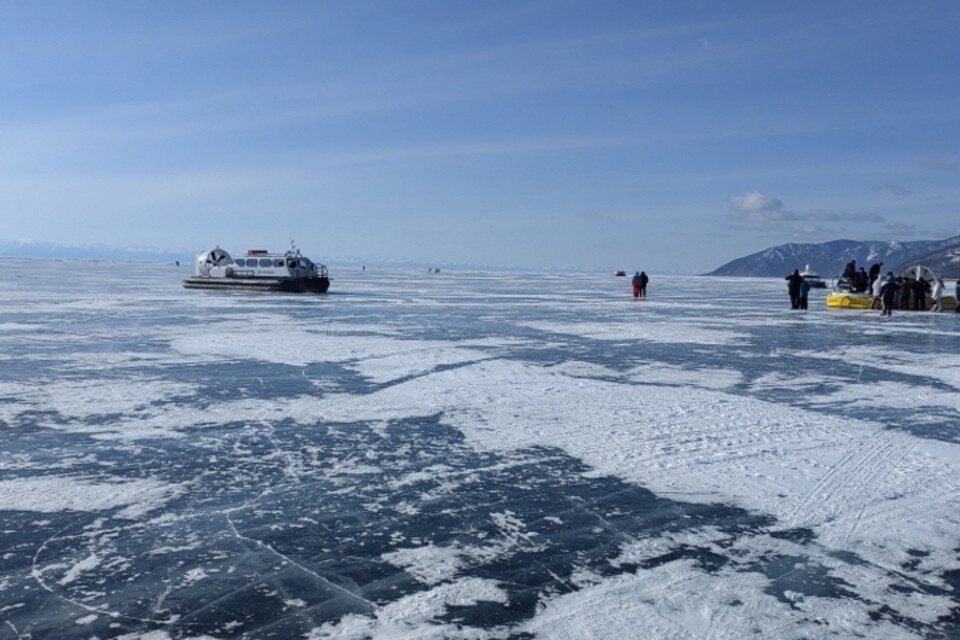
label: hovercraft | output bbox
[182,245,330,293]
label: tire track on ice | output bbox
[784,429,916,530]
[623,419,819,471]
[839,437,921,547]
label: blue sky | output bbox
[1,1,957,272]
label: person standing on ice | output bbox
[930,278,945,312]
[631,271,642,298]
[868,261,882,287]
[899,277,911,309]
[799,278,810,310]
[956,279,960,313]
[912,278,927,310]
[785,269,803,309]
[879,272,898,316]
[639,271,649,297]
[870,272,883,309]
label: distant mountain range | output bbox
[0,240,537,273]
[0,240,192,263]
[709,236,960,278]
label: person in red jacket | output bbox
[631,272,642,298]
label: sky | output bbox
[0,1,958,273]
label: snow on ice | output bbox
[1,260,959,638]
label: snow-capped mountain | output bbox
[709,236,960,278]
[903,240,960,278]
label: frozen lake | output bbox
[1,259,959,639]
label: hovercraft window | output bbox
[258,258,273,267]
[274,259,284,267]
[234,258,246,267]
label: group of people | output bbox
[631,271,649,298]
[789,259,959,315]
[875,273,949,314]
[841,259,884,294]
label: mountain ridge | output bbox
[709,236,960,278]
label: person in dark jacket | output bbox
[879,272,898,316]
[799,279,810,310]
[639,271,649,297]
[856,267,869,292]
[868,262,883,287]
[900,278,911,309]
[912,278,927,310]
[843,260,857,281]
[785,269,803,309]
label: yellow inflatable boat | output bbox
[826,291,875,309]
[826,264,958,310]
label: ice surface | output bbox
[1,261,959,639]
[0,476,182,517]
[520,320,751,345]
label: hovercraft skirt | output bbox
[182,277,330,293]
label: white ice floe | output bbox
[383,533,534,589]
[520,320,751,345]
[0,476,183,518]
[115,632,217,640]
[170,326,429,368]
[172,328,491,384]
[382,544,466,586]
[797,345,960,390]
[54,340,953,587]
[553,360,742,390]
[6,261,960,638]
[283,356,960,587]
[626,363,743,389]
[306,577,508,640]
[522,560,899,640]
[59,553,100,586]
[111,346,960,604]
[0,378,198,424]
[803,378,960,412]
[341,346,491,384]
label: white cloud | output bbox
[730,190,783,214]
[727,191,889,239]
